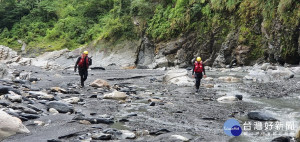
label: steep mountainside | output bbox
[0,0,299,66]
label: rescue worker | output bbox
[74,51,91,87]
[192,57,207,92]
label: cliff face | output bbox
[135,0,300,67]
[136,21,299,68]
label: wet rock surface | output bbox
[0,64,299,142]
[247,112,278,121]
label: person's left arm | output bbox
[203,63,206,75]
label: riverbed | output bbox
[2,65,300,142]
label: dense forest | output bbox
[0,0,299,63]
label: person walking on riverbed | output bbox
[74,51,92,87]
[192,57,206,92]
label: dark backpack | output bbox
[88,57,92,66]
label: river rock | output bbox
[247,65,295,82]
[19,113,40,120]
[148,98,162,103]
[79,120,91,125]
[62,97,80,104]
[260,63,271,71]
[119,130,136,139]
[170,135,189,142]
[90,67,106,70]
[49,108,59,114]
[203,84,214,88]
[47,101,74,113]
[218,76,240,82]
[247,112,277,121]
[50,87,67,93]
[92,133,112,140]
[235,95,243,100]
[149,102,155,106]
[103,90,127,100]
[18,58,32,66]
[203,77,214,81]
[13,79,30,84]
[268,67,294,79]
[0,99,10,106]
[291,67,300,75]
[243,75,253,80]
[7,91,22,103]
[34,120,45,126]
[230,67,242,72]
[0,86,21,95]
[150,129,171,135]
[90,79,110,88]
[271,136,297,142]
[29,91,54,100]
[19,71,31,80]
[217,96,239,103]
[163,69,194,86]
[73,114,114,124]
[152,133,192,142]
[0,110,30,141]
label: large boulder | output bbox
[245,64,295,82]
[268,66,294,79]
[0,110,30,141]
[163,69,194,86]
[291,67,300,75]
[90,79,110,88]
[0,45,18,61]
[46,101,74,113]
[103,90,127,100]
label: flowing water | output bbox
[208,70,300,142]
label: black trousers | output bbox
[195,72,203,89]
[78,68,88,86]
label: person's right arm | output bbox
[74,57,80,72]
[192,64,195,77]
